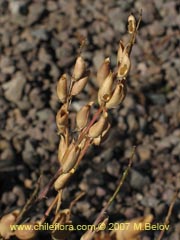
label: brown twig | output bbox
[156,189,179,240]
[81,146,136,240]
[15,176,41,224]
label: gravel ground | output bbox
[0,0,180,239]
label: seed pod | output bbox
[106,82,126,109]
[117,53,131,79]
[62,143,81,173]
[57,74,68,103]
[56,104,68,133]
[76,101,93,130]
[71,71,89,96]
[73,56,86,80]
[128,14,136,34]
[88,112,108,138]
[58,134,69,165]
[98,71,114,106]
[0,210,19,225]
[117,40,124,66]
[54,172,72,191]
[15,223,36,240]
[93,122,111,145]
[97,58,110,86]
[0,222,11,239]
[0,210,20,239]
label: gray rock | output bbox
[130,169,150,191]
[31,29,49,41]
[2,72,26,103]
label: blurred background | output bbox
[0,0,179,239]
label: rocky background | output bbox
[0,0,180,239]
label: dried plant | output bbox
[1,11,171,240]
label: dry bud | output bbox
[117,53,131,78]
[57,74,68,103]
[106,81,126,109]
[14,223,36,240]
[71,71,89,96]
[128,14,136,34]
[54,172,72,191]
[98,71,114,106]
[56,104,68,134]
[97,58,110,86]
[62,142,81,173]
[88,112,108,138]
[76,101,93,130]
[73,56,86,80]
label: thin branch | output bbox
[15,176,41,224]
[81,146,136,240]
[157,189,179,240]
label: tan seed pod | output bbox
[117,53,131,78]
[98,71,114,106]
[15,223,36,240]
[94,122,110,145]
[62,143,81,173]
[97,58,110,86]
[71,71,89,96]
[56,104,68,133]
[73,56,86,80]
[0,222,12,239]
[106,82,126,109]
[128,14,136,34]
[110,214,153,240]
[88,112,108,138]
[54,172,72,191]
[58,134,69,165]
[76,101,94,130]
[117,40,125,65]
[0,211,19,225]
[93,122,111,145]
[78,137,87,149]
[57,73,68,103]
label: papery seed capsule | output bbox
[97,58,110,86]
[93,122,111,145]
[54,172,72,191]
[57,74,68,103]
[106,82,126,109]
[56,104,68,133]
[73,56,86,80]
[88,112,108,138]
[58,134,69,165]
[128,14,136,34]
[15,223,36,240]
[71,71,89,96]
[117,53,131,78]
[76,101,93,130]
[62,143,80,173]
[98,71,114,106]
[117,40,124,66]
